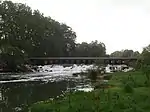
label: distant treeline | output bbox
[0,1,149,71]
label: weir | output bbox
[29,57,137,65]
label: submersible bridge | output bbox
[29,57,138,65]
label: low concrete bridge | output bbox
[29,57,138,65]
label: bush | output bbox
[30,87,150,112]
[123,82,134,93]
[88,69,98,81]
[144,79,150,87]
[122,74,139,88]
[103,74,112,80]
[94,81,109,89]
[30,71,150,112]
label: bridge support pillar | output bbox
[76,60,80,64]
[104,59,110,64]
[70,60,74,64]
[44,60,48,65]
[64,60,69,64]
[59,60,63,64]
[81,60,86,64]
[87,60,91,64]
[49,60,53,64]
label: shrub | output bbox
[88,69,98,82]
[123,82,134,93]
[94,81,109,89]
[30,71,150,112]
[103,74,112,80]
[122,74,140,88]
[144,79,150,87]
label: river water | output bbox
[0,64,131,112]
[0,76,92,112]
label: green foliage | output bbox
[87,65,106,81]
[94,80,109,89]
[134,59,142,70]
[103,74,112,80]
[110,49,140,57]
[30,87,150,112]
[0,1,107,71]
[30,71,150,112]
[88,69,98,81]
[123,82,134,93]
[109,71,147,88]
[139,47,150,86]
[73,41,106,57]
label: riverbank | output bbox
[29,71,150,112]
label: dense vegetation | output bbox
[29,71,150,112]
[110,49,140,57]
[29,47,150,111]
[1,0,150,112]
[0,1,106,71]
[0,0,149,72]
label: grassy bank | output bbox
[29,71,150,112]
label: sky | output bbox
[12,0,150,54]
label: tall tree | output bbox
[73,40,106,57]
[0,1,76,71]
[111,49,140,57]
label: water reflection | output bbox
[0,77,90,112]
[0,80,75,112]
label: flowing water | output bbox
[0,73,92,112]
[0,64,131,112]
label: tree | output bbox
[122,50,134,57]
[110,49,140,57]
[0,1,76,71]
[0,1,107,71]
[110,51,122,57]
[0,1,32,71]
[73,40,106,57]
[140,46,150,86]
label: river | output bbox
[0,75,92,112]
[0,64,94,112]
[0,64,131,112]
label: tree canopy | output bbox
[110,49,140,57]
[73,40,106,57]
[0,1,107,71]
[1,1,146,72]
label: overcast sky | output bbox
[13,0,150,54]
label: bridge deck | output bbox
[29,57,137,60]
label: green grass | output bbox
[109,71,147,87]
[29,71,150,112]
